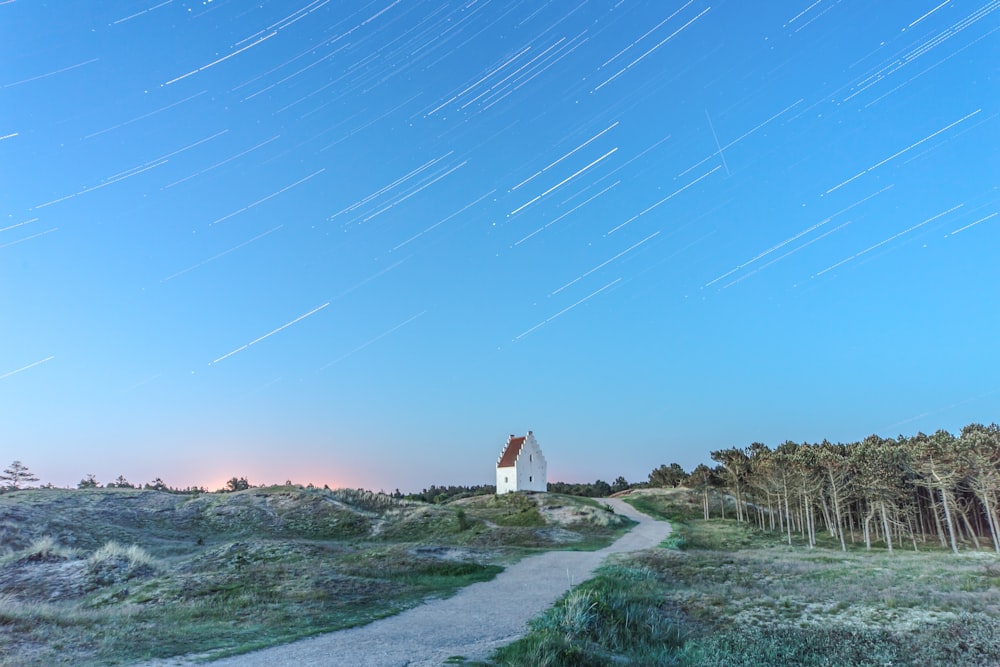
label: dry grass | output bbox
[0,487,632,666]
[489,488,1000,666]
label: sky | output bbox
[2,1,998,493]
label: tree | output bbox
[688,464,717,520]
[611,476,630,493]
[145,477,169,491]
[224,476,251,492]
[711,448,749,522]
[78,473,100,489]
[0,460,39,490]
[107,475,134,489]
[648,463,688,488]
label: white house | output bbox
[496,431,547,494]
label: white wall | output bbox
[496,432,547,494]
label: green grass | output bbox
[487,488,1000,667]
[491,563,685,666]
[0,487,634,666]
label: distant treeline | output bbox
[647,423,1000,554]
[402,484,495,503]
[403,477,635,503]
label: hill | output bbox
[0,486,634,666]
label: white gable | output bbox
[496,431,547,494]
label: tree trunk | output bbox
[819,493,835,538]
[928,492,948,547]
[828,473,846,552]
[938,487,959,555]
[957,503,981,551]
[976,489,1000,553]
[863,504,877,551]
[880,501,893,554]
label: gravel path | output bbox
[144,498,670,667]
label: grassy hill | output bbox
[490,487,1000,667]
[0,486,634,666]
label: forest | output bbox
[662,423,1000,554]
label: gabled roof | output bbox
[497,436,525,468]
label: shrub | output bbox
[87,541,157,587]
[15,536,76,562]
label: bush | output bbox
[87,541,157,587]
[492,565,685,666]
[14,536,76,563]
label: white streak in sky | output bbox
[34,160,168,209]
[211,169,325,225]
[723,220,853,288]
[330,153,453,220]
[515,181,620,246]
[321,310,427,368]
[908,0,950,28]
[552,232,660,296]
[459,38,567,111]
[163,32,277,86]
[600,1,695,69]
[164,135,280,189]
[509,148,618,216]
[122,374,162,392]
[0,218,38,233]
[510,122,619,192]
[844,2,1000,102]
[362,161,468,223]
[3,58,99,88]
[704,110,730,176]
[335,257,410,299]
[784,0,823,26]
[0,356,55,380]
[516,279,622,340]
[0,227,58,248]
[825,109,981,194]
[608,166,720,235]
[0,132,18,141]
[815,203,964,276]
[425,46,532,116]
[211,302,330,364]
[83,91,207,139]
[393,189,495,251]
[678,99,803,178]
[593,7,711,92]
[706,184,894,287]
[950,212,997,235]
[267,0,331,32]
[111,0,173,25]
[864,24,1000,109]
[162,225,283,282]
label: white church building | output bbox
[496,431,547,494]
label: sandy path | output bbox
[144,498,670,667]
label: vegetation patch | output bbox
[491,488,1000,666]
[491,564,684,666]
[0,487,632,665]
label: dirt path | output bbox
[144,498,670,667]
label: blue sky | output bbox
[2,1,998,492]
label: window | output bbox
[504,476,508,483]
[529,476,533,482]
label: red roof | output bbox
[497,436,525,468]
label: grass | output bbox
[0,487,631,666]
[491,563,685,666]
[485,488,1000,666]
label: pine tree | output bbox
[0,460,40,490]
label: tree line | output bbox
[647,423,1000,554]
